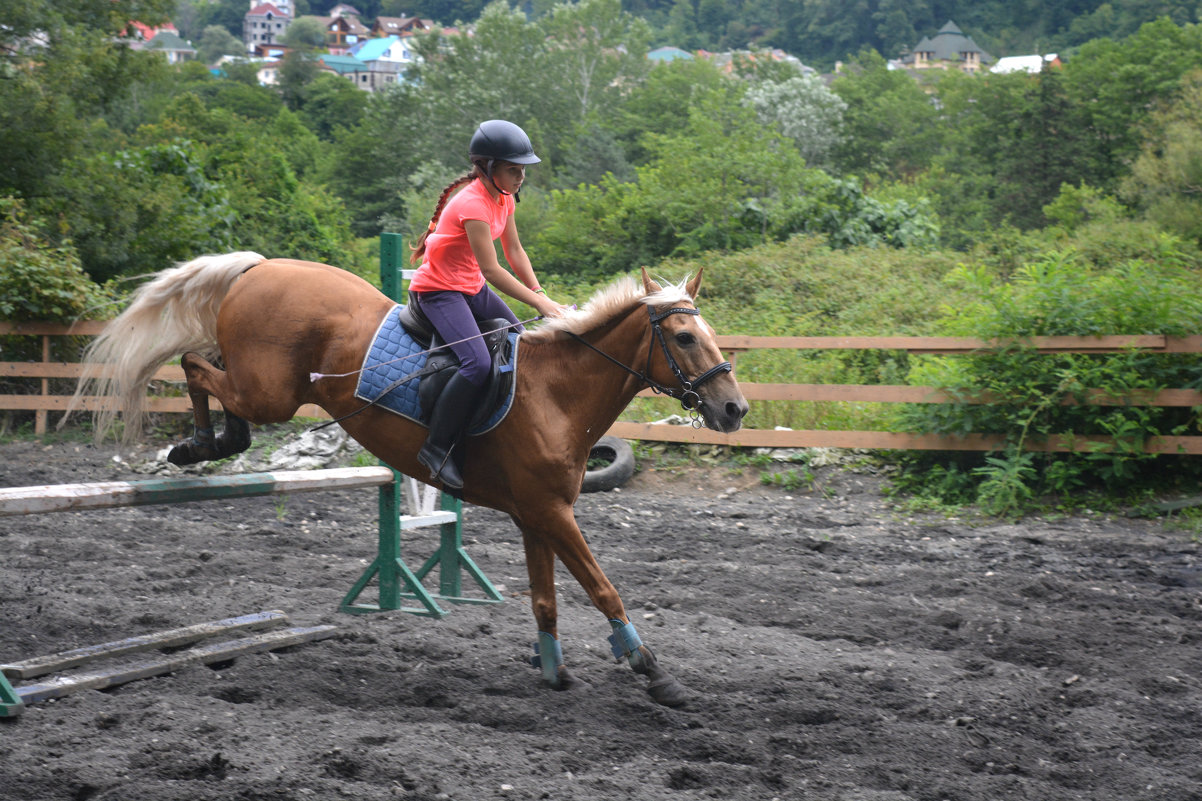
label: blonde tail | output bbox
[65,252,267,443]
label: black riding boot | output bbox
[417,371,485,490]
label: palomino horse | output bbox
[74,253,748,706]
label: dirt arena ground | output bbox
[1,434,1200,801]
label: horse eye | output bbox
[674,332,696,346]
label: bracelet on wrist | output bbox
[534,288,547,295]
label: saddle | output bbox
[354,294,519,435]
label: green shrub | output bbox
[894,244,1202,512]
[0,197,107,322]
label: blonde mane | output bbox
[522,274,695,343]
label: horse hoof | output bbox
[167,441,214,466]
[647,676,690,707]
[548,667,589,692]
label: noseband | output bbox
[568,305,732,426]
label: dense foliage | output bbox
[891,222,1202,514]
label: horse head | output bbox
[640,267,749,434]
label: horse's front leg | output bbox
[167,353,252,466]
[517,506,689,707]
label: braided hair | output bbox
[409,164,486,265]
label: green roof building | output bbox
[900,21,993,74]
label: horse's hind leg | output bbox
[522,531,587,692]
[167,352,253,466]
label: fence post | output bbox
[36,334,49,435]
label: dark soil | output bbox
[2,435,1201,801]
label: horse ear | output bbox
[640,267,662,294]
[685,268,704,300]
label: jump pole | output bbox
[1,611,336,717]
[339,233,503,617]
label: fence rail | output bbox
[4,321,1202,453]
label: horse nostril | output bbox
[727,400,747,420]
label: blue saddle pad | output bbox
[354,305,518,435]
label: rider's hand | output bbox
[536,295,569,318]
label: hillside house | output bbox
[648,46,692,63]
[244,2,292,53]
[698,47,812,75]
[319,52,368,84]
[345,35,415,91]
[318,13,370,53]
[992,53,1062,74]
[143,30,196,64]
[371,16,433,37]
[899,21,993,73]
[256,59,282,85]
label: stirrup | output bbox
[418,443,462,489]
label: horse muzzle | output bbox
[698,391,749,433]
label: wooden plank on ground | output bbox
[12,626,338,705]
[0,611,290,680]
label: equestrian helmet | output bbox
[469,120,541,165]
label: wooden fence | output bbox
[4,321,1202,454]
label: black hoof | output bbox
[647,675,690,707]
[220,416,251,454]
[550,667,589,692]
[167,440,217,466]
[631,645,689,707]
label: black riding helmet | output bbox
[470,120,539,201]
[469,120,541,165]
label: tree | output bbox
[830,49,942,180]
[397,2,559,167]
[934,68,1096,233]
[0,0,175,200]
[278,51,322,110]
[188,0,255,39]
[49,140,235,282]
[1122,71,1202,245]
[531,90,817,277]
[196,24,245,65]
[744,72,847,168]
[282,16,328,50]
[298,74,368,141]
[609,57,730,167]
[1063,17,1202,191]
[541,0,651,125]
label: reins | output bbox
[567,304,732,428]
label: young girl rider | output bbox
[408,119,567,490]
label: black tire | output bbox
[581,435,635,493]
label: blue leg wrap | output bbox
[530,631,563,686]
[193,426,215,446]
[607,619,644,663]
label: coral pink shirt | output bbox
[409,178,514,294]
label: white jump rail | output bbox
[0,466,397,516]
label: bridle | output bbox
[567,304,732,427]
